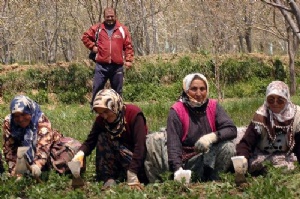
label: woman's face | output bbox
[94,107,117,123]
[187,79,207,103]
[266,94,287,114]
[13,112,31,128]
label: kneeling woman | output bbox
[167,73,237,182]
[236,81,300,176]
[72,89,148,190]
[3,95,64,178]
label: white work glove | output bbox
[127,170,144,190]
[194,132,218,153]
[174,167,192,184]
[72,150,84,167]
[270,155,286,166]
[231,156,248,186]
[31,164,41,177]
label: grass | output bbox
[1,97,300,198]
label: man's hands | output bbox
[194,132,218,153]
[92,46,98,53]
[124,61,132,69]
[91,45,132,69]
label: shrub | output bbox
[25,69,48,90]
[273,59,286,81]
[49,64,92,104]
[0,54,297,104]
[220,57,273,85]
[28,89,49,104]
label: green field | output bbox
[1,97,300,198]
[1,54,300,198]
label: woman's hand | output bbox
[194,132,218,153]
[72,150,84,167]
[127,170,144,191]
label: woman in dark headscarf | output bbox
[72,89,148,190]
[166,73,237,182]
[2,95,62,177]
[235,81,300,184]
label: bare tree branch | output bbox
[261,0,292,12]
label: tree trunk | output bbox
[140,0,150,55]
[151,2,157,54]
[245,27,252,53]
[287,28,298,95]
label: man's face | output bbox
[104,9,116,25]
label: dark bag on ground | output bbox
[88,26,101,63]
[89,51,97,62]
[50,136,85,174]
[0,152,4,174]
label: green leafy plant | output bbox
[273,59,286,81]
[1,97,300,198]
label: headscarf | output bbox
[9,95,42,164]
[256,81,295,123]
[93,89,125,137]
[254,81,297,154]
[180,73,209,108]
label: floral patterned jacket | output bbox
[2,114,62,175]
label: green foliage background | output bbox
[1,53,296,106]
[1,53,300,198]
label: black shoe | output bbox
[0,162,4,174]
[209,170,220,181]
[101,179,117,190]
[202,166,220,182]
[235,173,247,186]
[250,166,268,177]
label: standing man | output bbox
[81,7,134,105]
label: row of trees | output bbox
[0,1,295,63]
[1,0,300,95]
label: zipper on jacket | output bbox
[109,36,112,64]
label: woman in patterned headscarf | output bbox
[72,89,148,190]
[166,73,237,182]
[235,81,300,184]
[2,95,62,178]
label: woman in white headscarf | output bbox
[236,81,300,182]
[167,73,237,182]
